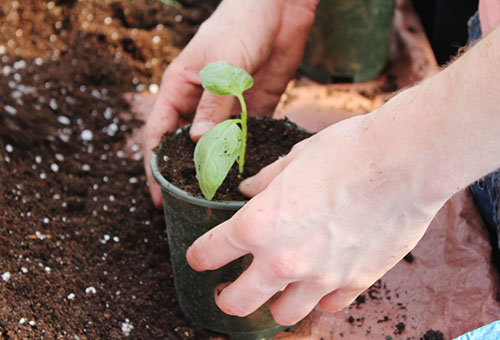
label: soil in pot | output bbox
[157,117,312,201]
[154,116,312,339]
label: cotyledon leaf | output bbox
[194,119,244,200]
[199,61,253,97]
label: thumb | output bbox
[189,90,236,141]
[239,156,289,198]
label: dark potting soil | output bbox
[0,0,222,339]
[157,117,311,201]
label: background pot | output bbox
[301,0,396,83]
[151,148,288,340]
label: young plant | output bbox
[158,0,180,7]
[194,62,254,200]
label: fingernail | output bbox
[190,121,214,139]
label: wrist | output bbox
[364,84,454,208]
[366,27,500,207]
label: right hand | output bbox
[144,0,319,207]
[185,107,449,325]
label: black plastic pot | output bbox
[301,0,396,83]
[151,144,288,340]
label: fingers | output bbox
[187,194,284,270]
[143,62,203,207]
[214,260,289,317]
[240,0,318,118]
[186,218,248,272]
[238,156,289,197]
[269,286,362,326]
[269,281,327,325]
[148,179,163,209]
[143,100,179,209]
[190,90,237,141]
[318,288,363,313]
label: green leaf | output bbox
[199,62,254,97]
[194,119,244,200]
[158,0,180,7]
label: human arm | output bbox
[186,25,500,325]
[143,0,319,207]
[480,0,500,35]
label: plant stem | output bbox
[237,94,247,173]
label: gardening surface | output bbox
[1,1,499,340]
[0,1,220,339]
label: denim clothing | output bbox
[467,11,482,43]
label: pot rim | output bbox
[151,149,246,210]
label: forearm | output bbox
[366,25,500,206]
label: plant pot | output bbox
[150,139,289,340]
[301,0,396,83]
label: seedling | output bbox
[158,0,180,7]
[194,62,253,200]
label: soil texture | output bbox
[0,0,220,339]
[157,117,311,201]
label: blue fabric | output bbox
[467,11,482,43]
[470,174,500,251]
[454,320,500,340]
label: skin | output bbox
[480,0,500,35]
[144,0,319,207]
[145,0,500,326]
[187,26,500,325]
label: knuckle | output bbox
[232,211,271,250]
[234,222,266,250]
[346,277,371,292]
[144,115,170,141]
[308,275,334,291]
[163,59,184,78]
[268,252,306,280]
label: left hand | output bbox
[143,0,318,208]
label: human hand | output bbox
[187,24,500,325]
[185,106,450,325]
[144,0,319,207]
